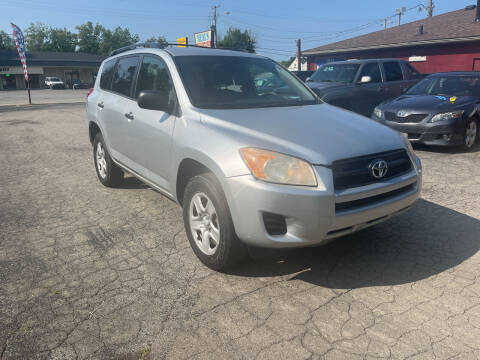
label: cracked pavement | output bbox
[1,103,480,359]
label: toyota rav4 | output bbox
[86,44,422,271]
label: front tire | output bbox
[93,133,123,187]
[463,118,478,150]
[183,173,248,271]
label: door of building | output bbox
[473,59,480,71]
[64,71,80,88]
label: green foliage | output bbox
[99,27,140,56]
[5,21,168,55]
[75,22,104,55]
[279,56,296,68]
[217,27,256,53]
[144,36,168,45]
[47,28,77,52]
[25,22,50,51]
[0,30,15,50]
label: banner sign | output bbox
[177,36,188,48]
[11,23,29,81]
[194,30,212,48]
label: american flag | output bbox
[11,23,29,82]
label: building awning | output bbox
[0,66,44,75]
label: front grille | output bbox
[335,183,415,212]
[385,112,427,123]
[332,149,412,190]
[263,212,287,236]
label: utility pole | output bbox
[383,18,388,29]
[396,10,402,26]
[296,39,301,71]
[427,0,434,17]
[212,4,220,48]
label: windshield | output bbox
[49,77,61,82]
[407,76,480,97]
[174,56,317,109]
[309,63,360,83]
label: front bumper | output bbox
[372,115,466,146]
[224,162,421,248]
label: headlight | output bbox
[240,148,317,187]
[373,107,384,119]
[430,110,464,123]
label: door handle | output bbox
[97,102,104,109]
[124,112,134,120]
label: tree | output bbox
[25,22,50,51]
[99,26,139,56]
[145,36,168,45]
[76,22,104,55]
[0,31,15,51]
[279,56,295,68]
[217,27,256,53]
[48,27,77,52]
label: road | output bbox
[1,103,480,359]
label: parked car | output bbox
[71,79,89,89]
[372,72,480,149]
[306,59,424,117]
[44,77,66,89]
[87,44,422,271]
[290,70,315,82]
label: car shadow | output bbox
[232,199,480,289]
[118,176,150,190]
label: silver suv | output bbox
[87,44,422,271]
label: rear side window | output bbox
[359,63,381,83]
[134,55,173,99]
[100,59,116,90]
[405,63,420,76]
[383,61,404,82]
[111,56,140,97]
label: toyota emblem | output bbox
[369,159,388,179]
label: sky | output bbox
[0,0,471,60]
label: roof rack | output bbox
[109,42,249,56]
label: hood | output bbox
[197,103,405,166]
[380,94,476,113]
[306,81,350,94]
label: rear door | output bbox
[124,54,177,192]
[381,61,405,100]
[101,55,140,166]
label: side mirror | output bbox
[137,90,171,112]
[305,77,311,82]
[359,76,372,84]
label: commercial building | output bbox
[303,5,480,74]
[0,51,104,90]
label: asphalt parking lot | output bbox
[1,103,480,359]
[0,89,88,107]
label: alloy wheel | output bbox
[96,142,107,179]
[465,121,477,148]
[189,192,220,256]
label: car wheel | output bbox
[463,118,478,150]
[183,173,248,271]
[93,133,123,187]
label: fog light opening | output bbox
[443,134,452,141]
[262,212,287,236]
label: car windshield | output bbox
[309,63,360,83]
[50,77,61,81]
[407,76,480,97]
[174,55,317,109]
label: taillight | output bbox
[87,88,94,97]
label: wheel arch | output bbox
[89,121,101,144]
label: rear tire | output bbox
[183,173,248,271]
[93,133,123,187]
